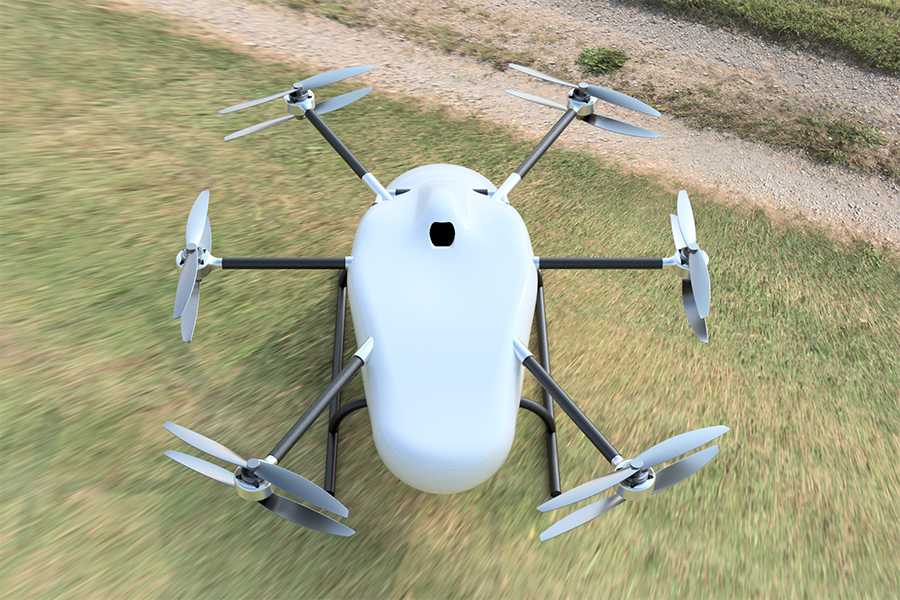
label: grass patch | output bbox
[619,0,900,74]
[2,1,899,598]
[795,115,888,165]
[270,0,532,70]
[374,18,535,71]
[615,78,899,179]
[576,47,630,74]
[266,0,373,27]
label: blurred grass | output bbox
[1,0,899,598]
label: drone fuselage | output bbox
[348,164,538,493]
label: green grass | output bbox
[620,0,900,74]
[577,47,631,74]
[613,79,899,179]
[2,1,900,598]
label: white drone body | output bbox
[351,164,535,492]
[164,65,727,542]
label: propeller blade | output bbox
[670,214,688,250]
[224,114,296,141]
[219,88,294,115]
[689,250,711,319]
[186,190,210,248]
[200,217,212,255]
[180,280,201,342]
[634,425,729,469]
[295,66,374,92]
[505,89,566,112]
[173,249,199,319]
[682,280,709,343]
[164,421,247,467]
[539,494,625,541]
[653,445,719,494]
[584,114,659,138]
[508,63,576,88]
[537,467,636,512]
[676,190,696,245]
[314,87,373,116]
[583,84,661,117]
[259,494,354,536]
[165,450,235,487]
[253,461,349,517]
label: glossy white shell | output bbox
[348,164,537,493]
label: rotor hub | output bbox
[233,465,273,501]
[286,89,315,117]
[567,87,595,117]
[615,459,656,501]
[175,247,211,271]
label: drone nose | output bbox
[429,222,455,247]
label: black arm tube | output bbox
[305,109,368,178]
[222,257,346,270]
[515,109,578,178]
[536,271,562,497]
[539,258,663,270]
[269,355,364,462]
[324,270,348,495]
[521,355,620,463]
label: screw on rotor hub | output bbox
[625,469,650,487]
[616,457,656,501]
[237,460,265,488]
[570,86,590,101]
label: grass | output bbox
[267,0,373,28]
[619,0,900,75]
[270,0,533,70]
[611,78,900,180]
[2,1,899,598]
[384,19,534,70]
[576,47,631,74]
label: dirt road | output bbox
[126,0,900,249]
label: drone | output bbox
[165,64,728,541]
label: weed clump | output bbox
[576,47,630,74]
[796,116,887,167]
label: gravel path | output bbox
[126,0,900,250]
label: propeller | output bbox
[315,86,372,115]
[164,421,349,517]
[218,66,374,114]
[682,280,708,343]
[670,190,711,339]
[223,87,373,141]
[164,422,353,535]
[505,89,567,112]
[508,63,660,117]
[584,114,658,138]
[164,449,353,536]
[224,114,296,142]
[173,191,211,342]
[506,90,658,138]
[538,426,728,541]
